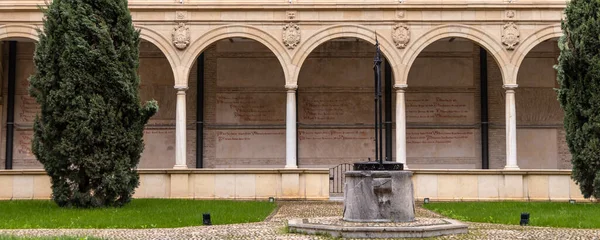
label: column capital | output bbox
[393,84,408,91]
[503,84,518,90]
[174,86,188,92]
[285,84,298,91]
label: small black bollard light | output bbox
[423,198,430,204]
[520,212,529,226]
[203,213,212,226]
[569,199,576,204]
[269,197,275,203]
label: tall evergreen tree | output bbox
[29,0,158,207]
[556,0,600,199]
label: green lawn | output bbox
[0,199,276,229]
[423,201,600,228]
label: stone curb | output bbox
[288,218,468,238]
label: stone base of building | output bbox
[0,169,591,201]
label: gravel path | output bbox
[1,201,600,240]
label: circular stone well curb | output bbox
[287,218,468,238]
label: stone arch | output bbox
[0,24,40,41]
[291,24,401,87]
[181,24,291,88]
[401,24,509,85]
[510,24,562,84]
[135,25,179,85]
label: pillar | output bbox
[174,86,188,169]
[504,84,519,170]
[285,85,298,168]
[394,84,407,168]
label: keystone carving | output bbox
[501,22,520,50]
[392,23,410,49]
[172,22,190,50]
[283,23,301,50]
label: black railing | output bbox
[329,163,353,194]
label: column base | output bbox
[285,165,298,169]
[504,165,520,170]
[173,164,188,169]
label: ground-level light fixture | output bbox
[520,212,529,226]
[423,198,430,204]
[269,197,275,203]
[569,199,576,204]
[203,213,212,225]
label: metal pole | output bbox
[5,41,16,170]
[374,38,383,165]
[373,52,379,162]
[480,47,490,169]
[384,60,392,161]
[196,53,205,168]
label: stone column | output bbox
[504,84,519,170]
[285,85,298,168]
[174,86,188,169]
[394,84,407,168]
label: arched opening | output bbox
[296,38,395,167]
[0,38,38,169]
[515,38,564,169]
[405,37,505,169]
[190,38,287,168]
[137,39,177,168]
[0,38,178,169]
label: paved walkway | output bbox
[1,201,600,239]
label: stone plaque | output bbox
[298,129,374,159]
[14,130,35,160]
[299,58,373,88]
[408,57,474,87]
[216,93,285,124]
[517,129,558,169]
[217,58,285,88]
[139,129,175,168]
[406,129,475,158]
[215,129,285,159]
[299,93,373,124]
[15,94,40,124]
[517,58,556,88]
[516,88,563,125]
[406,93,475,124]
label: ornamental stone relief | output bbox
[172,22,190,50]
[392,23,410,49]
[283,23,300,50]
[502,22,520,50]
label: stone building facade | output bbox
[0,0,567,171]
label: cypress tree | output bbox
[29,0,158,207]
[556,0,600,199]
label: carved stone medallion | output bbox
[172,22,190,50]
[392,23,410,49]
[502,22,520,50]
[283,23,300,50]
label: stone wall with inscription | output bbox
[0,41,180,169]
[296,41,380,166]
[515,40,566,169]
[0,39,569,170]
[405,40,482,169]
[202,40,286,168]
[0,42,41,169]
